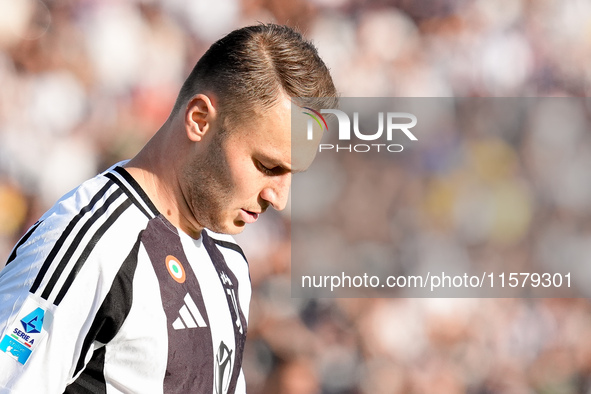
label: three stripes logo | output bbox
[172,293,207,330]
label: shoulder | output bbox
[35,164,152,257]
[1,163,155,306]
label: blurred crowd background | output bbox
[292,98,591,299]
[1,0,591,393]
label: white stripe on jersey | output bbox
[99,245,168,394]
[181,233,236,363]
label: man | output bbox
[0,24,337,393]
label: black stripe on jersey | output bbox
[104,166,159,219]
[4,220,43,266]
[141,217,215,393]
[68,235,141,391]
[30,181,115,294]
[113,167,159,216]
[104,173,151,219]
[39,189,125,301]
[211,238,248,264]
[64,347,107,394]
[54,199,133,305]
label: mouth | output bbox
[240,209,260,224]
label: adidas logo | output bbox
[172,293,207,330]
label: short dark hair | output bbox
[173,24,338,125]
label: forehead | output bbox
[234,97,322,172]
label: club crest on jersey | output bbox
[0,299,49,365]
[166,255,186,284]
[214,341,233,394]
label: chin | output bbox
[206,221,245,235]
[225,223,246,235]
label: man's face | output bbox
[180,97,318,235]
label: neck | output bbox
[124,119,204,239]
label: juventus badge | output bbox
[214,341,233,394]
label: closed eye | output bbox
[256,161,289,176]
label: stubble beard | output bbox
[182,132,236,234]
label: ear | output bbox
[184,94,217,142]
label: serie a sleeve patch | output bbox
[0,296,53,365]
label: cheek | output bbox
[226,158,260,195]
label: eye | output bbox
[256,161,288,176]
[257,161,276,176]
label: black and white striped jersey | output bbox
[0,163,251,393]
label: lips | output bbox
[240,209,259,224]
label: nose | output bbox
[260,173,291,211]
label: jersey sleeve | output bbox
[0,194,145,393]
